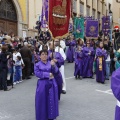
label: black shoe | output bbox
[105,78,109,80]
[91,77,94,79]
[75,76,78,79]
[101,82,105,84]
[0,88,3,90]
[31,74,34,76]
[26,77,31,79]
[62,90,66,94]
[4,88,11,91]
[22,77,25,80]
[80,76,82,80]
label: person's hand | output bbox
[22,64,25,67]
[53,59,57,63]
[114,57,117,61]
[51,60,55,66]
[102,48,104,50]
[49,73,54,79]
[7,55,10,59]
[50,53,52,58]
[88,52,91,55]
[50,73,53,77]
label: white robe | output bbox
[117,100,120,107]
[55,46,66,91]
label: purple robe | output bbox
[96,48,107,83]
[111,68,120,120]
[48,50,64,100]
[34,61,59,120]
[82,47,95,78]
[74,50,83,77]
[66,40,76,62]
[48,50,64,68]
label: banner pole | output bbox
[52,39,54,59]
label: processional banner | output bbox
[102,16,110,37]
[85,20,99,38]
[73,17,84,39]
[48,0,71,38]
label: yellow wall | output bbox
[28,0,42,29]
[112,1,120,26]
[18,0,27,23]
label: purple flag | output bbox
[41,0,48,28]
[102,16,110,36]
[85,20,98,38]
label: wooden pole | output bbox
[59,39,60,52]
[52,39,54,59]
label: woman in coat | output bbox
[0,45,10,91]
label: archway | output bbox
[0,0,23,36]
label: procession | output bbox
[0,0,120,120]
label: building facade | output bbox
[0,0,27,37]
[112,0,120,26]
[72,0,120,28]
[0,0,42,37]
[0,0,119,38]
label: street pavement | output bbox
[0,63,116,120]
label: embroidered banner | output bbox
[85,20,98,38]
[102,16,110,36]
[48,0,71,38]
[73,17,84,39]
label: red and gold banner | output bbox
[48,0,71,38]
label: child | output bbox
[96,41,107,84]
[14,56,22,84]
[74,46,83,79]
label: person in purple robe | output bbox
[95,41,107,84]
[66,37,76,63]
[34,49,59,120]
[48,42,64,100]
[77,38,84,48]
[82,41,95,78]
[111,68,120,120]
[74,46,83,79]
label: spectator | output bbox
[0,45,10,91]
[14,56,23,84]
[20,42,32,79]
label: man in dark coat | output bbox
[20,42,32,79]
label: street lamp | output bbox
[109,10,113,41]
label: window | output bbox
[86,0,88,5]
[116,0,120,3]
[92,9,96,19]
[72,0,77,13]
[109,3,111,11]
[0,0,17,21]
[97,12,101,20]
[86,6,90,16]
[80,2,84,16]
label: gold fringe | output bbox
[86,37,98,40]
[49,29,69,40]
[98,57,102,71]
